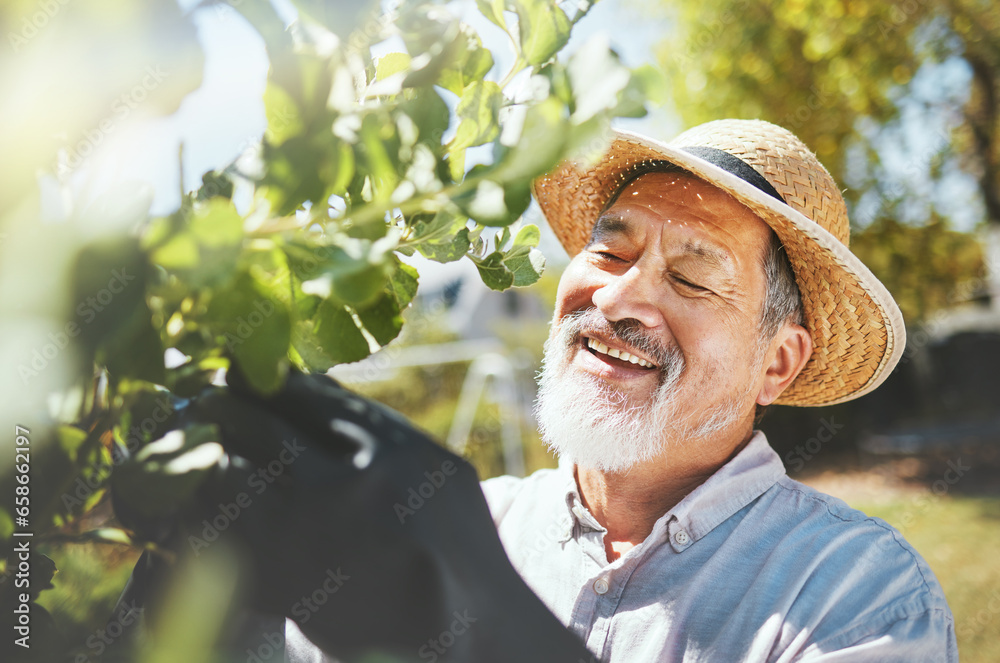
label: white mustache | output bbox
[557,308,685,384]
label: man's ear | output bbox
[756,323,812,406]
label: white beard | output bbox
[534,309,754,474]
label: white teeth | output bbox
[585,338,654,369]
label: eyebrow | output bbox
[589,215,730,265]
[678,240,730,269]
[587,214,632,246]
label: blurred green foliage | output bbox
[851,217,984,321]
[1,0,658,658]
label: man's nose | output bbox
[591,265,663,329]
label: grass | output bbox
[849,495,1000,663]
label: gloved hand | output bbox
[137,368,593,662]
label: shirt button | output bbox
[593,577,610,595]
[674,529,690,546]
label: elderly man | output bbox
[481,119,957,661]
[111,120,956,663]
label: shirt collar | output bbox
[667,430,785,547]
[556,431,786,550]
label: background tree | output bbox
[645,0,998,321]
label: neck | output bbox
[575,425,754,562]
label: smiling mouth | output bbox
[583,336,658,370]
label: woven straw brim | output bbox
[533,131,905,407]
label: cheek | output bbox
[553,257,597,317]
[674,308,752,367]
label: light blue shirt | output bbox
[481,431,958,662]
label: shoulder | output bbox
[480,467,563,526]
[757,477,955,657]
[764,477,942,590]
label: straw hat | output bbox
[532,119,905,406]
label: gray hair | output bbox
[759,232,804,341]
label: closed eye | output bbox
[591,249,627,264]
[672,274,710,292]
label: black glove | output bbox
[116,368,594,662]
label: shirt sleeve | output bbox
[480,474,524,526]
[796,607,958,663]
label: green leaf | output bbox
[504,247,545,286]
[375,52,412,80]
[399,89,451,150]
[263,83,304,146]
[151,233,199,269]
[466,179,508,224]
[615,64,665,118]
[417,227,471,263]
[313,300,372,364]
[449,81,503,151]
[472,251,514,290]
[197,171,235,201]
[494,97,567,181]
[502,225,546,286]
[438,27,495,96]
[72,237,165,385]
[358,113,400,200]
[387,261,420,309]
[567,37,632,123]
[503,177,533,220]
[57,426,88,463]
[263,134,355,216]
[331,262,389,306]
[207,271,291,394]
[511,223,541,249]
[356,294,404,346]
[191,198,243,247]
[515,0,571,66]
[289,240,389,307]
[81,528,135,546]
[476,0,507,30]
